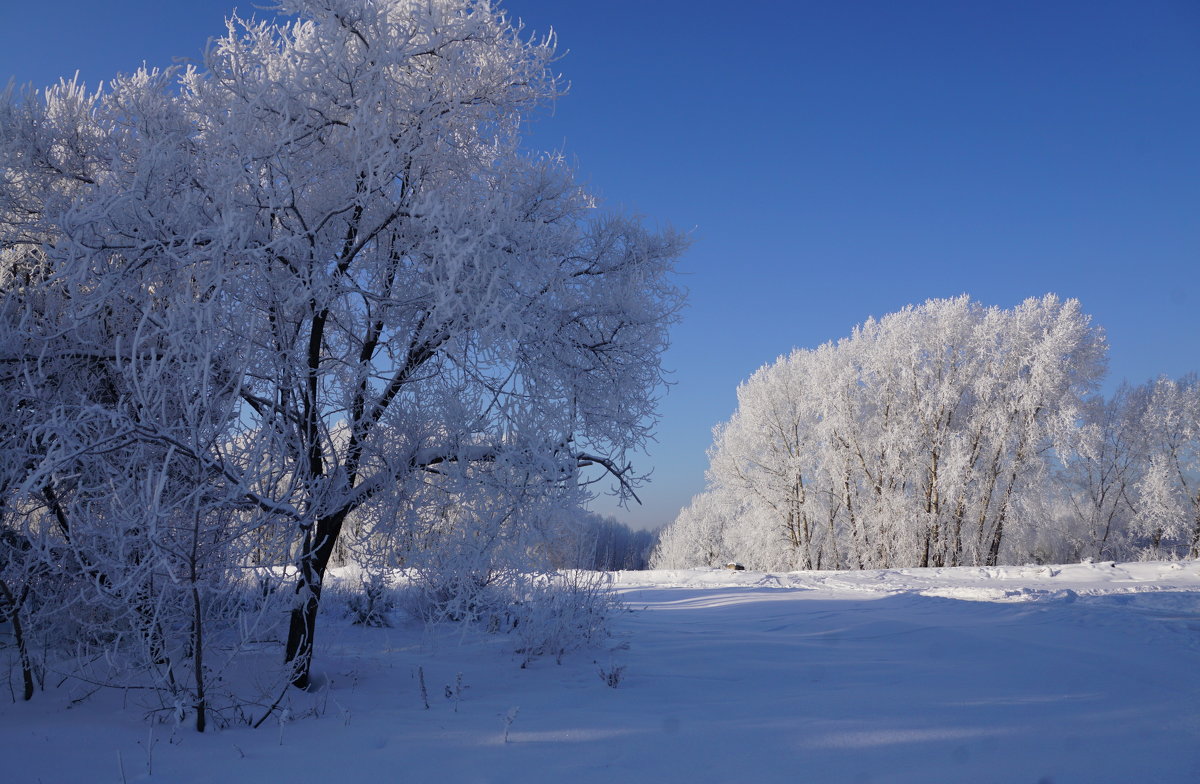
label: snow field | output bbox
[3,560,1199,783]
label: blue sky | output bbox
[3,1,1197,529]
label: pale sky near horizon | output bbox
[2,0,1197,530]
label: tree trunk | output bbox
[284,509,347,689]
[1189,491,1200,559]
[986,515,1005,567]
[0,579,33,701]
[191,584,206,732]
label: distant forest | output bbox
[654,295,1199,571]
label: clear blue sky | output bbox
[3,1,1197,530]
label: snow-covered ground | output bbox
[4,560,1200,783]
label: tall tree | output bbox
[2,0,684,696]
[1132,375,1200,556]
[1052,383,1148,560]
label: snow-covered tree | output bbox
[1,0,684,709]
[662,295,1108,570]
[1050,384,1148,560]
[1131,375,1200,556]
[651,490,739,569]
[707,348,829,570]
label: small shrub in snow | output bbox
[344,573,395,628]
[417,666,430,711]
[444,672,466,712]
[502,706,520,743]
[402,542,620,667]
[598,663,626,688]
[510,570,620,667]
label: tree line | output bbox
[653,295,1198,571]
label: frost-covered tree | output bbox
[1050,383,1148,560]
[1,0,684,708]
[652,490,739,569]
[1131,375,1200,556]
[707,348,828,569]
[573,512,659,571]
[1041,375,1200,562]
[660,295,1108,570]
[527,507,658,571]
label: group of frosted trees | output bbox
[0,0,682,728]
[543,510,659,571]
[654,295,1199,571]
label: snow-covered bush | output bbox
[343,572,397,629]
[509,570,619,667]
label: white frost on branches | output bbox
[0,0,684,722]
[655,296,1199,570]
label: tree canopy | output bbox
[654,296,1199,571]
[0,0,685,725]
